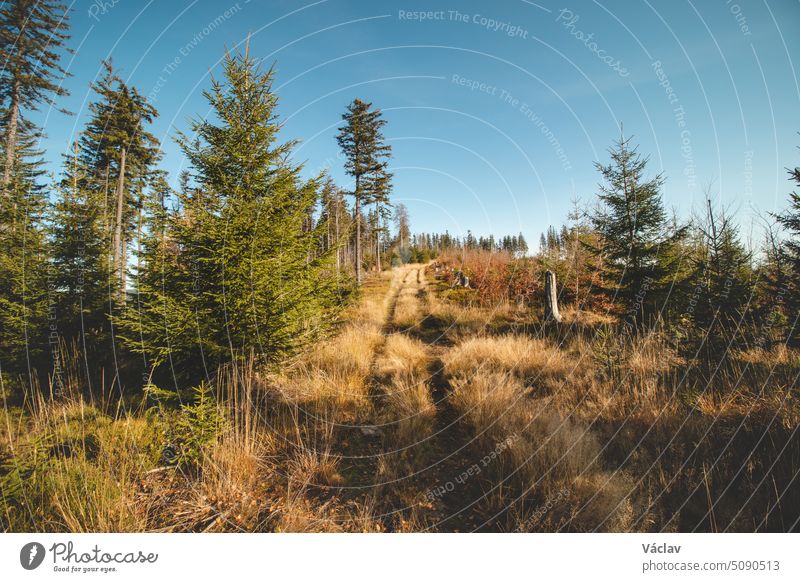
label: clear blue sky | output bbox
[34,0,800,244]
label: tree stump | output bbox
[544,270,562,322]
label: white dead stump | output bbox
[544,270,562,322]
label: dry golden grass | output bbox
[287,446,341,488]
[146,437,272,533]
[446,365,639,531]
[559,305,616,326]
[427,293,523,342]
[393,296,421,330]
[377,326,435,446]
[264,271,394,420]
[270,323,382,418]
[626,334,683,376]
[383,369,435,446]
[443,334,585,394]
[442,331,641,532]
[449,370,522,432]
[391,267,425,329]
[378,334,430,377]
[735,344,799,366]
[273,491,383,532]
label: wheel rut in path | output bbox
[372,265,491,532]
[330,267,416,494]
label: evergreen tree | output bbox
[372,196,392,270]
[121,50,343,381]
[589,134,678,323]
[465,230,476,250]
[394,203,410,251]
[517,232,528,256]
[78,61,160,298]
[755,219,791,346]
[336,98,392,283]
[318,177,351,274]
[775,156,800,343]
[0,131,49,379]
[695,202,752,326]
[40,64,160,394]
[49,142,109,350]
[563,199,604,308]
[0,0,70,190]
[0,0,71,384]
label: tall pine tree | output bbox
[336,98,392,283]
[0,0,70,190]
[0,0,70,383]
[78,61,160,300]
[0,129,49,379]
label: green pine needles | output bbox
[120,50,347,382]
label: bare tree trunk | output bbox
[121,232,128,293]
[334,197,340,275]
[354,183,362,285]
[375,222,381,273]
[103,163,110,232]
[113,147,127,299]
[326,202,331,251]
[544,270,562,322]
[2,80,20,192]
[136,187,143,280]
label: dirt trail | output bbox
[327,266,422,493]
[362,265,490,531]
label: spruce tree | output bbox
[695,202,752,326]
[517,232,529,256]
[121,50,342,381]
[676,201,752,353]
[78,61,160,299]
[336,98,392,284]
[318,177,352,274]
[775,156,800,343]
[0,0,71,190]
[394,203,410,252]
[563,199,605,308]
[49,142,109,348]
[756,220,791,346]
[0,132,49,379]
[590,134,677,324]
[0,0,70,384]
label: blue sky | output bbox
[34,0,800,243]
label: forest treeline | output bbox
[1,0,799,402]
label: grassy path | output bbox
[344,265,491,531]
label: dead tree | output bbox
[544,270,562,322]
